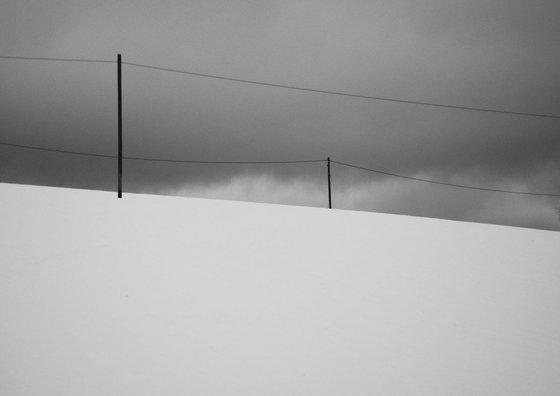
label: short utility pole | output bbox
[327,157,332,209]
[117,54,123,198]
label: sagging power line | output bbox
[122,61,560,119]
[332,160,560,197]
[0,55,114,64]
[1,55,559,119]
[0,142,325,164]
[2,141,559,198]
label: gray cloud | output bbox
[1,0,559,230]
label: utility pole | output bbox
[327,157,332,209]
[117,54,123,198]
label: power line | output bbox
[122,61,560,120]
[0,55,115,64]
[0,141,325,164]
[0,142,116,159]
[1,55,558,119]
[2,141,559,197]
[332,160,560,197]
[125,156,325,164]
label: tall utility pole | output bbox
[117,54,123,198]
[327,157,332,209]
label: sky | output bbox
[3,183,560,394]
[1,0,559,230]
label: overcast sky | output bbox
[1,0,559,230]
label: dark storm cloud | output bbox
[1,0,559,229]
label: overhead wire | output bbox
[0,141,116,159]
[125,157,325,164]
[331,160,560,197]
[0,142,324,164]
[2,141,559,197]
[1,55,558,118]
[0,55,115,64]
[122,61,560,120]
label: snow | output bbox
[2,183,560,395]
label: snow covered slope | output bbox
[2,183,560,395]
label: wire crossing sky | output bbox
[0,142,324,164]
[2,141,559,197]
[1,55,559,119]
[0,55,114,64]
[331,160,560,197]
[122,61,560,120]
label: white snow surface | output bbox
[2,183,560,395]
